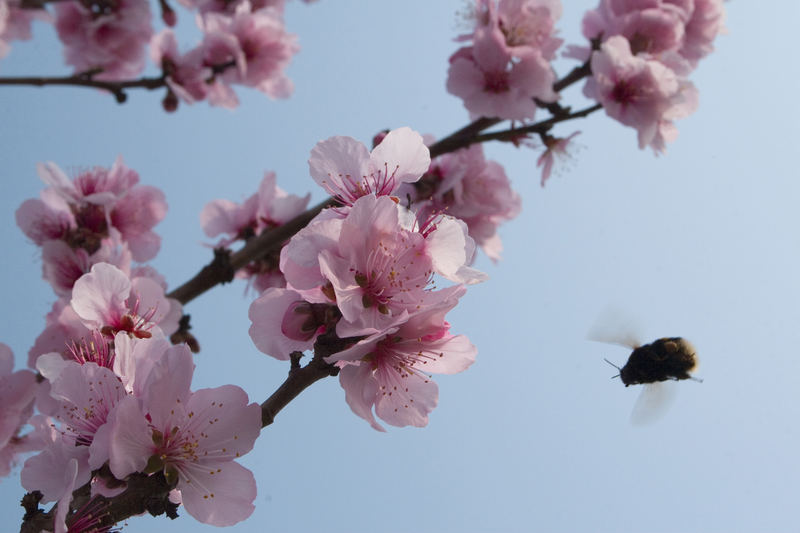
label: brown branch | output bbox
[470,103,603,145]
[0,61,237,104]
[20,472,177,533]
[167,197,335,305]
[260,351,339,427]
[0,71,166,103]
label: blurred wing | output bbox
[587,307,642,348]
[630,382,678,426]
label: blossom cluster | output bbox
[9,164,264,528]
[580,0,726,152]
[0,0,304,110]
[15,157,166,295]
[17,263,262,528]
[446,0,562,121]
[152,0,299,110]
[249,127,486,430]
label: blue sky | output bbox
[1,1,799,532]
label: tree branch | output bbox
[20,472,177,533]
[0,71,166,103]
[167,197,334,305]
[470,103,603,145]
[0,61,237,104]
[260,351,339,427]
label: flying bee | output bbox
[588,311,702,425]
[605,337,700,387]
[601,337,702,425]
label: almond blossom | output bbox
[53,0,153,80]
[327,285,476,431]
[537,131,580,186]
[447,25,556,121]
[581,0,725,67]
[308,127,431,207]
[199,2,298,105]
[16,157,167,284]
[447,0,559,121]
[474,0,563,59]
[70,262,182,339]
[278,195,484,338]
[35,353,128,469]
[150,30,213,108]
[107,344,261,526]
[585,35,697,153]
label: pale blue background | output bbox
[1,1,799,532]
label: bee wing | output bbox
[587,307,642,348]
[629,382,678,426]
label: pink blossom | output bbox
[318,195,432,336]
[585,35,696,152]
[15,196,74,246]
[583,0,687,56]
[401,144,521,261]
[278,214,344,292]
[447,25,556,121]
[41,238,132,297]
[112,332,173,398]
[29,299,91,369]
[537,131,580,186]
[21,434,90,503]
[422,214,488,285]
[308,127,430,207]
[581,0,725,68]
[201,171,310,244]
[25,158,167,263]
[680,0,725,65]
[488,0,564,59]
[200,3,298,100]
[201,190,260,246]
[150,29,212,106]
[70,262,182,339]
[0,0,50,59]
[327,286,476,430]
[107,344,261,526]
[54,0,153,80]
[36,354,127,469]
[282,196,484,338]
[0,343,37,475]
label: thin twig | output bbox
[0,60,237,104]
[470,103,603,144]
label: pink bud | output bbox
[281,301,320,342]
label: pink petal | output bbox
[339,363,385,432]
[179,460,256,526]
